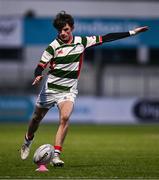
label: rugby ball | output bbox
[33,144,54,165]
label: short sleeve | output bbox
[39,45,54,65]
[81,36,102,48]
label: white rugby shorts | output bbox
[36,91,77,109]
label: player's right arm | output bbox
[32,45,54,85]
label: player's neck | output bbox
[58,35,73,44]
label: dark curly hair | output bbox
[53,11,74,31]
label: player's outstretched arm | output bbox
[102,26,149,43]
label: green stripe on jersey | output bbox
[46,46,54,56]
[50,69,78,79]
[96,36,100,43]
[54,54,81,64]
[55,43,80,51]
[48,83,71,91]
[81,37,87,47]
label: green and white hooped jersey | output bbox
[40,35,102,93]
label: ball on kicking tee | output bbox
[33,144,54,165]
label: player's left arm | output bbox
[32,45,54,85]
[102,26,149,43]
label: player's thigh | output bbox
[58,101,74,120]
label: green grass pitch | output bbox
[0,123,159,179]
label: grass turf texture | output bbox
[0,123,159,179]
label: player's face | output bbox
[58,24,73,42]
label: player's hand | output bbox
[32,75,43,85]
[134,26,149,34]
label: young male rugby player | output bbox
[21,11,148,166]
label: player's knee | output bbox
[60,115,69,125]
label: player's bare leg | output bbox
[51,100,74,167]
[21,106,49,160]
